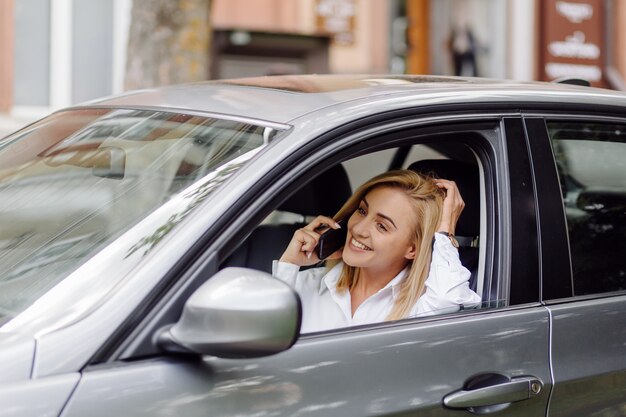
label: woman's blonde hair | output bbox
[332,169,445,321]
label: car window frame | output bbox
[525,113,626,303]
[520,116,573,301]
[220,122,504,320]
[99,110,533,364]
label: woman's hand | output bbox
[435,179,465,235]
[279,215,343,266]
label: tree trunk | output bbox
[125,0,212,90]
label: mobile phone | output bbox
[315,217,349,260]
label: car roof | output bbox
[86,74,626,125]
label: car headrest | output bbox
[408,159,480,237]
[279,164,352,217]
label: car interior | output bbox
[214,134,492,334]
[223,139,488,326]
[223,163,352,272]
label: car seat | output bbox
[408,159,480,292]
[223,164,352,273]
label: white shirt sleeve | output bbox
[272,260,327,294]
[410,233,482,317]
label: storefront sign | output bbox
[315,0,356,45]
[540,0,605,87]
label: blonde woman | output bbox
[274,170,481,333]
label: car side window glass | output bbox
[547,122,626,296]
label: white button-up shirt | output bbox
[272,233,481,333]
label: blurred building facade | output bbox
[1,0,626,120]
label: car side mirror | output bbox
[158,267,301,358]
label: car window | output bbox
[547,122,626,296]
[222,137,497,334]
[342,148,395,190]
[0,109,270,323]
[340,145,448,191]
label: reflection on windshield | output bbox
[0,109,268,323]
[126,149,259,258]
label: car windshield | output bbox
[0,108,269,323]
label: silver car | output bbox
[1,75,625,416]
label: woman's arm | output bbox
[412,234,481,316]
[272,260,302,287]
[411,179,480,316]
[272,260,328,295]
[434,178,464,236]
[274,214,341,291]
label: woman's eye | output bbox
[377,223,388,232]
[357,207,366,215]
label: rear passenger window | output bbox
[547,122,626,296]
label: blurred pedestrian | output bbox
[448,25,479,76]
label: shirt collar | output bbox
[320,262,409,300]
[319,262,344,295]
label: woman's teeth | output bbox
[351,238,372,251]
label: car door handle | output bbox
[443,376,543,410]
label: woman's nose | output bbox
[351,216,370,238]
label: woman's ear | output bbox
[404,244,417,260]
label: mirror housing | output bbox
[158,267,301,358]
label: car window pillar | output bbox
[503,117,540,305]
[522,117,573,301]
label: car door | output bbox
[61,115,552,416]
[523,116,626,416]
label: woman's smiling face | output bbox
[342,186,417,273]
